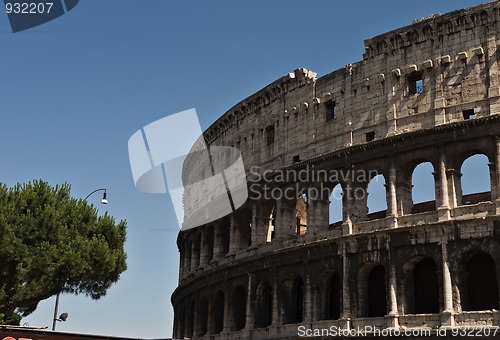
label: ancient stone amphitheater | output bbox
[172,2,500,339]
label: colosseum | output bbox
[172,1,500,339]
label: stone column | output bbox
[223,285,231,332]
[272,276,280,325]
[245,273,254,329]
[250,201,268,246]
[386,159,398,228]
[386,243,399,328]
[494,138,500,214]
[440,240,455,326]
[342,178,353,235]
[306,185,330,240]
[436,148,451,221]
[304,273,312,322]
[446,169,461,209]
[340,243,351,329]
[487,36,500,113]
[275,196,296,239]
[229,215,239,254]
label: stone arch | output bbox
[230,285,247,331]
[255,281,273,328]
[411,161,436,213]
[367,174,387,220]
[329,182,343,225]
[403,255,440,314]
[295,193,308,235]
[464,251,499,311]
[358,262,387,317]
[460,153,491,204]
[213,290,225,334]
[283,276,304,324]
[323,272,341,320]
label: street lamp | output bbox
[51,188,108,331]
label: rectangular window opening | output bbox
[266,125,275,146]
[293,155,301,163]
[408,72,424,95]
[325,100,337,121]
[366,131,375,142]
[463,109,475,120]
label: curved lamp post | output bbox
[52,188,108,330]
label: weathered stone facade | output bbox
[172,2,500,339]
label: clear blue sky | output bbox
[0,1,490,338]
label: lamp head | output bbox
[59,312,68,322]
[101,191,108,205]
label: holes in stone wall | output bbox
[408,72,424,95]
[329,184,343,225]
[266,125,275,145]
[255,281,273,328]
[463,109,475,120]
[325,100,337,121]
[231,285,247,331]
[283,276,304,324]
[324,272,341,320]
[466,252,499,311]
[461,154,490,202]
[367,174,387,218]
[411,162,436,212]
[366,131,375,142]
[213,291,225,334]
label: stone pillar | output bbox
[198,231,206,267]
[386,159,398,228]
[229,215,239,254]
[494,138,500,214]
[245,273,254,329]
[192,301,199,338]
[275,196,295,239]
[340,243,351,329]
[487,36,500,113]
[223,285,231,332]
[213,223,225,259]
[306,185,330,240]
[250,201,268,246]
[436,148,451,221]
[440,241,455,326]
[342,178,353,235]
[446,169,461,209]
[206,297,214,336]
[386,255,399,328]
[304,273,312,322]
[272,276,280,325]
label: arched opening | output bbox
[466,252,499,311]
[324,272,341,320]
[198,296,209,336]
[231,285,246,331]
[461,154,491,204]
[283,276,304,324]
[367,174,387,220]
[329,184,343,225]
[178,305,185,339]
[213,291,225,334]
[235,209,252,250]
[255,281,273,328]
[367,265,387,317]
[411,162,436,213]
[414,258,439,314]
[295,194,308,235]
